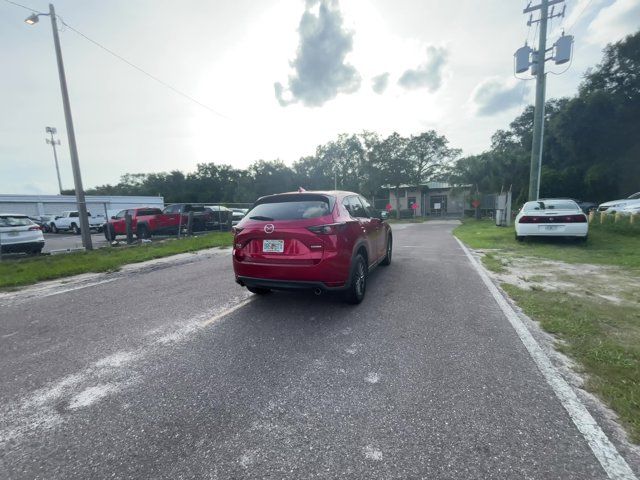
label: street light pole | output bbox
[47,4,92,249]
[46,126,63,194]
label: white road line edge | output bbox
[200,297,255,327]
[454,237,637,480]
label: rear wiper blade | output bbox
[249,215,274,221]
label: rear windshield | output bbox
[248,194,334,220]
[0,216,33,227]
[523,201,579,211]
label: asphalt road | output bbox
[0,221,630,479]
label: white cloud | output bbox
[274,0,361,107]
[471,77,529,116]
[587,0,640,45]
[398,46,448,92]
[371,72,390,94]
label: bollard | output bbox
[631,213,637,225]
[600,211,606,224]
[588,210,595,224]
[125,213,134,244]
[187,211,194,236]
[615,212,622,223]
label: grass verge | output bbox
[454,218,640,269]
[503,284,640,442]
[0,232,232,289]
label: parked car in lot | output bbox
[0,214,45,254]
[231,208,247,226]
[232,190,392,304]
[598,192,640,213]
[515,199,588,242]
[104,207,167,239]
[205,205,233,230]
[620,204,640,216]
[162,203,216,232]
[49,211,104,234]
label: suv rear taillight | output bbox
[307,223,344,235]
[519,214,587,224]
[232,226,244,235]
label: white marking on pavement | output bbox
[95,351,138,368]
[365,372,380,384]
[455,237,638,480]
[68,384,117,410]
[200,297,255,327]
[363,445,383,460]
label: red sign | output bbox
[471,199,481,208]
[411,203,418,210]
[385,203,393,212]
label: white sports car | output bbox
[515,199,588,242]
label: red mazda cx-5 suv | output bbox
[232,190,392,304]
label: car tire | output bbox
[345,253,367,304]
[515,233,524,242]
[31,247,43,255]
[578,235,588,243]
[247,286,271,295]
[380,235,392,266]
[51,223,58,234]
[71,224,80,235]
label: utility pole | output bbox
[48,4,93,249]
[45,126,63,194]
[515,0,572,201]
[528,0,549,202]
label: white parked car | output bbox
[620,204,640,216]
[515,199,588,242]
[0,214,45,254]
[597,192,640,213]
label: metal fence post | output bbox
[125,213,133,244]
[103,202,112,243]
[187,211,194,236]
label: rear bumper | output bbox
[516,224,588,237]
[1,240,44,253]
[236,276,347,291]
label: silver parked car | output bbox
[0,214,45,254]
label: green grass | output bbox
[503,284,640,442]
[481,252,507,273]
[0,232,232,289]
[454,219,640,269]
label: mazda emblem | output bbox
[264,224,275,234]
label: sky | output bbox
[1,0,639,194]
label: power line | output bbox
[2,0,34,12]
[59,21,232,120]
[2,0,231,120]
[565,0,594,32]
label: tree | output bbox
[374,132,411,218]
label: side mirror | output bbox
[111,216,116,220]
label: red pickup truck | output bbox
[104,207,166,240]
[104,205,219,240]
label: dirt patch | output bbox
[475,250,640,308]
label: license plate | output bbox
[263,239,284,253]
[542,225,559,231]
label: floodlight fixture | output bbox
[24,13,40,25]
